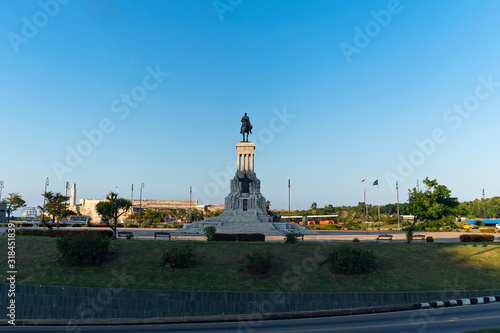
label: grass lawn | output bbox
[1,235,500,292]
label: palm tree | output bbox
[311,202,317,215]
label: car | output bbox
[496,223,500,230]
[460,222,476,230]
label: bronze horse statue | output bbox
[240,113,253,142]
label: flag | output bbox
[361,179,366,182]
[373,180,378,186]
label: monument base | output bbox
[176,141,316,236]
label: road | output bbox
[3,302,500,332]
[3,226,489,243]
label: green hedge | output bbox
[459,234,495,242]
[57,232,111,266]
[215,233,265,242]
[15,229,114,238]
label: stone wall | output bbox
[74,199,210,223]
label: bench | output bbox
[118,231,134,239]
[413,234,426,242]
[376,234,393,242]
[154,232,171,240]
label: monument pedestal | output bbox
[179,142,313,235]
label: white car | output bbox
[496,223,500,230]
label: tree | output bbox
[408,177,465,226]
[2,193,26,223]
[311,202,317,215]
[96,192,132,238]
[43,191,71,228]
[2,192,26,212]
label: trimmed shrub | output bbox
[459,234,494,242]
[352,238,360,242]
[240,250,274,275]
[56,232,110,266]
[16,229,113,238]
[162,243,197,268]
[214,233,265,242]
[284,231,299,244]
[479,228,496,233]
[426,236,434,243]
[327,245,376,275]
[406,228,414,243]
[204,226,217,241]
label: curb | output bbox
[2,295,500,326]
[415,295,500,309]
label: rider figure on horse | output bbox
[240,113,253,142]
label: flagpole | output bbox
[364,178,368,232]
[377,180,380,231]
[396,181,400,230]
[364,187,367,232]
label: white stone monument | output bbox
[179,140,313,235]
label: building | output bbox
[0,203,7,224]
[67,183,223,223]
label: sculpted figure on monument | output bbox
[238,173,253,193]
[240,113,253,142]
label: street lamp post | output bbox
[42,177,49,229]
[0,181,4,201]
[139,183,144,225]
[288,179,291,221]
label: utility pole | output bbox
[483,189,486,220]
[396,181,400,230]
[139,183,144,225]
[42,177,49,229]
[130,184,134,224]
[0,181,4,200]
[416,179,419,192]
[65,181,69,198]
[189,186,192,223]
[288,179,291,221]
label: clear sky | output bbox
[2,0,500,213]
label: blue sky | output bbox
[1,0,500,212]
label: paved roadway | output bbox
[2,225,487,242]
[3,302,500,332]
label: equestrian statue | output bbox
[240,113,253,142]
